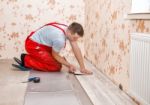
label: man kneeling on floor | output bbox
[13,22,92,75]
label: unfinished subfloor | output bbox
[0,59,137,105]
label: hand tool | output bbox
[22,77,40,83]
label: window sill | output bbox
[124,13,150,20]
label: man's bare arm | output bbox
[70,41,92,74]
[70,41,85,68]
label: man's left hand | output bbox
[80,68,93,75]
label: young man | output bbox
[13,22,92,74]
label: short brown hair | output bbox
[68,22,84,37]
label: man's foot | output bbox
[12,64,30,71]
[13,57,22,66]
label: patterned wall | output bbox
[84,0,150,91]
[1,0,150,94]
[0,0,84,59]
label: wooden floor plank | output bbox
[68,58,137,105]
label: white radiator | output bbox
[130,33,150,105]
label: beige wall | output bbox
[0,0,84,59]
[84,0,150,92]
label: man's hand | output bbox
[68,64,76,73]
[80,68,93,75]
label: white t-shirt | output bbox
[30,24,67,53]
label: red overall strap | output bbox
[44,22,67,47]
[45,22,67,27]
[27,22,67,40]
[47,22,67,35]
[47,23,67,48]
[25,22,67,48]
[36,22,67,35]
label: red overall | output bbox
[24,22,67,72]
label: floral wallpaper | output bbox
[84,0,150,93]
[0,0,85,59]
[1,0,150,100]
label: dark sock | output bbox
[21,53,26,67]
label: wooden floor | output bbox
[69,58,137,105]
[0,59,138,105]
